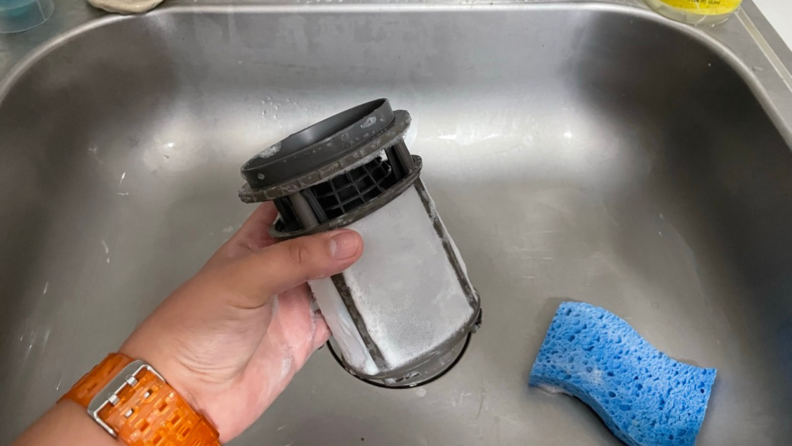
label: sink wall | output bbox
[1,5,791,445]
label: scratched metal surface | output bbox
[2,3,792,445]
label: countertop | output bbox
[755,0,792,51]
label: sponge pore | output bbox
[529,302,716,446]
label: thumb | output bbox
[221,229,363,308]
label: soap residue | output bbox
[254,142,282,160]
[308,186,476,376]
[308,277,379,376]
[537,384,567,395]
[342,187,475,369]
[361,116,378,129]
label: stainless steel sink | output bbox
[2,1,792,445]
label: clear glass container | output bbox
[0,0,54,34]
[645,0,741,26]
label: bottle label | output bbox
[658,0,741,15]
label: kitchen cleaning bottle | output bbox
[645,0,741,25]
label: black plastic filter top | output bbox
[239,99,420,237]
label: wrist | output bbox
[116,343,207,419]
[13,400,125,446]
[57,352,221,446]
[58,399,128,446]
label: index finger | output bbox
[206,203,280,267]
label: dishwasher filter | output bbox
[239,99,481,387]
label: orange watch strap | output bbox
[62,353,135,407]
[61,353,221,446]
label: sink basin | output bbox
[2,3,792,445]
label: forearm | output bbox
[14,400,124,446]
[12,204,360,444]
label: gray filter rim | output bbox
[239,98,403,202]
[327,328,474,388]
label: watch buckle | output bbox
[85,359,165,437]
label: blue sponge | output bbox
[529,302,716,446]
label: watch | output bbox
[61,353,221,446]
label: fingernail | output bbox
[329,231,359,260]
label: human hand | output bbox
[119,203,363,442]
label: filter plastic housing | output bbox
[239,99,481,387]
